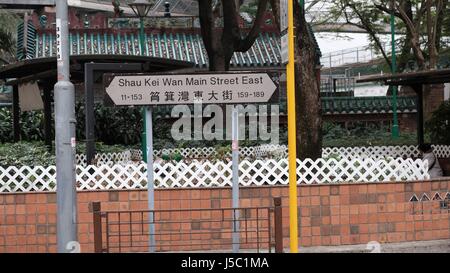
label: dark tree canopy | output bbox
[198,0,269,70]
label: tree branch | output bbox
[222,0,242,49]
[434,0,448,51]
[347,2,392,68]
[374,3,401,17]
[396,0,426,69]
[237,0,269,52]
[269,0,280,30]
[198,0,215,55]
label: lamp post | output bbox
[390,0,399,138]
[55,0,77,253]
[129,0,154,163]
[128,0,156,252]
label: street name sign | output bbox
[281,34,288,65]
[280,0,289,65]
[104,72,279,106]
[280,0,288,33]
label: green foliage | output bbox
[322,121,345,139]
[426,100,450,145]
[214,145,232,159]
[0,108,46,142]
[0,108,12,142]
[0,142,55,166]
[0,141,132,166]
[75,142,132,154]
[0,10,19,57]
[76,102,143,145]
[161,151,183,162]
[322,122,419,147]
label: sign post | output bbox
[390,0,399,138]
[231,107,240,253]
[282,0,299,253]
[55,0,78,253]
[145,106,156,252]
[104,71,278,252]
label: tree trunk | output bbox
[293,1,322,160]
[208,50,229,71]
[397,1,413,72]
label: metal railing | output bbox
[92,197,283,253]
[320,42,395,68]
[320,76,356,96]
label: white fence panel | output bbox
[75,145,450,166]
[0,157,429,193]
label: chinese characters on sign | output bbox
[280,0,289,64]
[105,73,278,106]
[56,19,62,61]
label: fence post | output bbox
[92,202,103,253]
[273,197,283,253]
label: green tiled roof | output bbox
[33,30,281,68]
[321,96,417,115]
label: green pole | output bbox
[390,3,399,138]
[140,17,147,162]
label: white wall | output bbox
[354,83,388,97]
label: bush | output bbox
[76,102,143,145]
[322,122,419,147]
[0,108,12,142]
[0,108,46,142]
[0,142,55,166]
[426,100,450,145]
[75,142,135,154]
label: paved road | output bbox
[294,239,450,253]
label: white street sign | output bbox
[56,19,62,61]
[280,0,288,32]
[105,73,278,106]
[281,34,289,65]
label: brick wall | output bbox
[1,179,449,253]
[423,84,445,121]
[398,113,417,132]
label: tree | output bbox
[197,0,269,70]
[0,10,19,64]
[326,0,450,72]
[197,1,323,159]
[270,0,323,159]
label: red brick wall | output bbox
[423,84,445,121]
[398,113,417,132]
[1,179,449,253]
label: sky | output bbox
[316,33,373,54]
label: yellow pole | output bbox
[287,0,298,253]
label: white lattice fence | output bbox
[76,151,133,166]
[322,146,420,159]
[432,145,450,158]
[322,145,450,159]
[74,145,450,166]
[0,158,429,192]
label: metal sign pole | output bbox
[103,71,279,253]
[55,0,78,253]
[390,0,399,138]
[146,106,156,253]
[232,107,240,253]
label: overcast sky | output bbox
[316,33,371,54]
